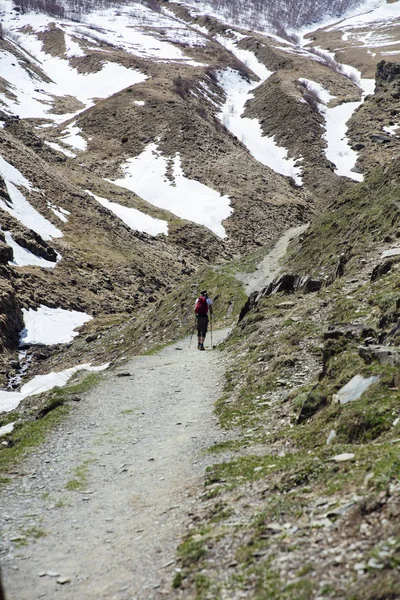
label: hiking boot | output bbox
[200,344,205,351]
[197,343,201,350]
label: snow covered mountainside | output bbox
[0,0,399,394]
[171,0,384,32]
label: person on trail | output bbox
[194,290,212,351]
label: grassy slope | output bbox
[173,162,400,599]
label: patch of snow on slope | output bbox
[110,144,231,239]
[298,78,335,104]
[20,305,93,346]
[44,141,76,158]
[4,232,60,268]
[0,156,63,240]
[70,5,207,65]
[217,68,302,184]
[0,363,108,413]
[216,34,271,80]
[0,50,58,120]
[383,124,399,136]
[87,191,168,237]
[60,123,87,151]
[215,35,302,184]
[0,9,148,120]
[326,1,400,35]
[65,33,86,58]
[0,422,15,437]
[298,77,373,181]
[48,203,70,223]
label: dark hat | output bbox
[200,290,208,296]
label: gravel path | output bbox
[0,329,230,600]
[235,224,309,295]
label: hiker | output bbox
[194,290,212,351]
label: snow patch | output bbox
[0,363,109,413]
[383,124,399,136]
[20,305,93,346]
[0,156,63,240]
[298,76,374,181]
[48,202,70,223]
[110,144,231,238]
[87,191,168,237]
[60,123,87,151]
[44,141,76,158]
[0,422,15,436]
[217,69,303,184]
[333,375,379,405]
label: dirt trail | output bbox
[0,225,304,600]
[236,224,309,295]
[0,329,229,600]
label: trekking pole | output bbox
[189,320,196,349]
[210,315,213,349]
[189,328,194,349]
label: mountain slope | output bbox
[0,0,398,472]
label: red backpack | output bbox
[195,296,208,316]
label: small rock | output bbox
[381,247,400,259]
[330,453,355,462]
[56,577,71,585]
[46,571,60,577]
[265,523,282,532]
[276,301,296,309]
[326,429,337,445]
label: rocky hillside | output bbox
[1,0,398,394]
[0,0,398,454]
[0,0,399,596]
[172,112,400,600]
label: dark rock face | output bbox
[371,259,397,282]
[376,60,400,85]
[0,276,23,353]
[238,273,322,322]
[13,230,57,262]
[375,60,400,100]
[0,243,13,265]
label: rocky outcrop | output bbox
[238,273,322,322]
[376,60,400,96]
[13,230,57,262]
[348,61,400,174]
[0,274,23,353]
[0,242,13,265]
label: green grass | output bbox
[65,459,93,491]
